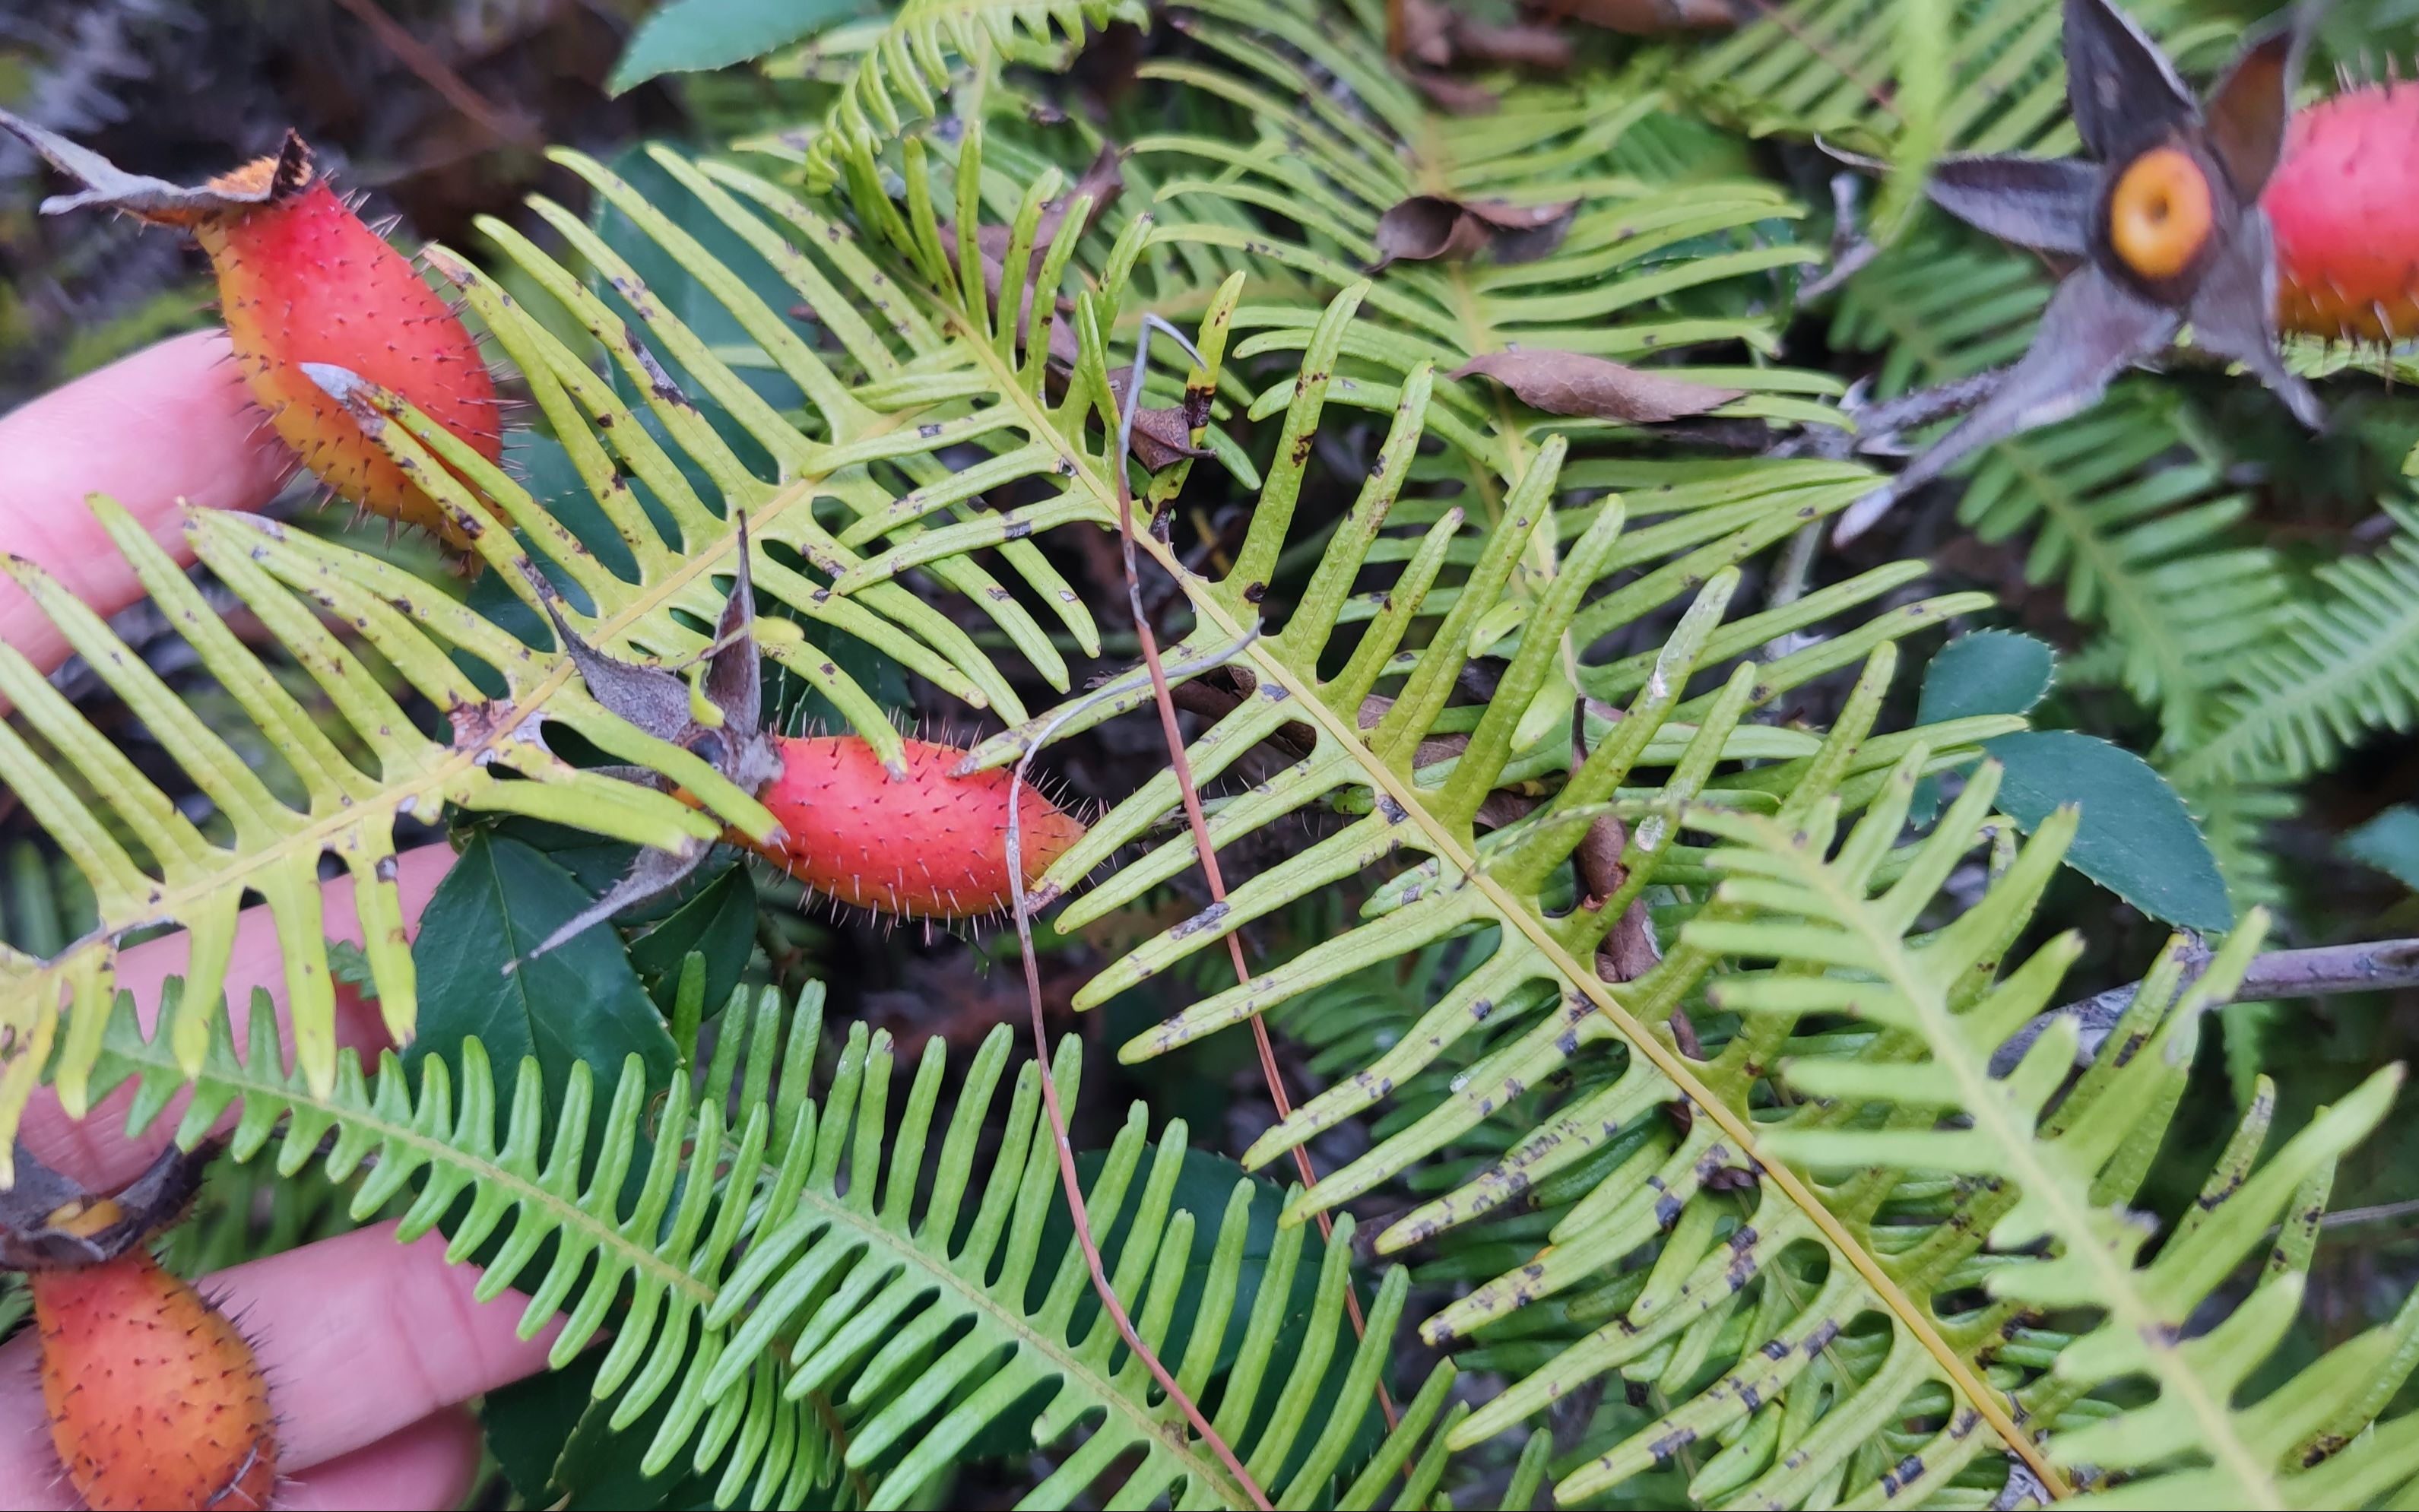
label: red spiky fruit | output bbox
[749,735,1087,918]
[201,170,502,544]
[2264,83,2419,342]
[31,1247,276,1512]
[0,116,501,544]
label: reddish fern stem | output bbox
[1004,654,1272,1510]
[1112,322,1399,1431]
[328,0,544,151]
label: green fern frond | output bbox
[1829,241,2048,395]
[1136,0,1836,449]
[1641,758,2419,1507]
[2174,501,2419,785]
[88,976,1455,1509]
[1680,0,2232,155]
[0,493,811,1169]
[793,0,1144,189]
[2175,775,2297,913]
[1956,394,2283,727]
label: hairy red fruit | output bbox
[750,735,1086,918]
[203,174,503,543]
[31,1247,276,1512]
[2264,83,2419,341]
[0,117,500,544]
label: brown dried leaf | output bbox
[1463,198,1579,232]
[1450,350,1745,421]
[447,699,546,762]
[1454,14,1578,67]
[946,144,1126,350]
[1108,370,1211,471]
[1463,196,1578,263]
[1401,0,1574,68]
[1371,195,1493,268]
[1399,0,1460,65]
[1125,408,1208,471]
[1370,194,1577,269]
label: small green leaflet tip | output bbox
[1916,629,2056,724]
[2343,805,2419,895]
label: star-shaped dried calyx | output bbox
[0,1143,208,1271]
[1834,0,2322,543]
[512,514,781,968]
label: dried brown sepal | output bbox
[1371,194,1578,270]
[0,1144,210,1271]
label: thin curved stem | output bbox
[1005,637,1273,1511]
[1113,314,1400,1430]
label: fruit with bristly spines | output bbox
[750,735,1087,918]
[32,1251,277,1511]
[0,1146,276,1512]
[2265,83,2419,341]
[0,111,502,545]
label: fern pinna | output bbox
[84,972,1451,1509]
[5,0,2419,1507]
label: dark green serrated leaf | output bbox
[1986,731,2234,931]
[480,1358,598,1508]
[554,1366,735,1510]
[2343,805,2419,894]
[405,832,677,1110]
[483,1353,738,1511]
[459,816,646,902]
[1913,630,2057,823]
[1916,629,2057,724]
[607,0,860,96]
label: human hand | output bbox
[0,333,537,1509]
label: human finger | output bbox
[16,842,456,1190]
[271,1408,483,1512]
[0,329,295,678]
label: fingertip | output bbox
[271,1408,484,1512]
[243,1222,556,1471]
[0,329,297,679]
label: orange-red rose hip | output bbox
[32,1250,277,1511]
[0,1148,276,1512]
[204,169,503,543]
[0,113,503,544]
[2264,83,2419,341]
[751,735,1086,918]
